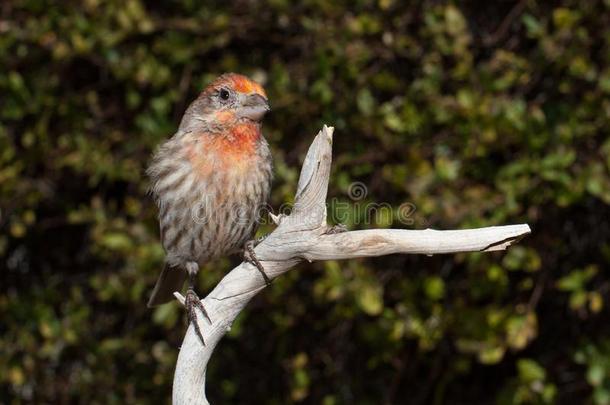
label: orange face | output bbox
[214,110,235,123]
[205,73,269,128]
[187,73,269,176]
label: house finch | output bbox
[146,73,272,344]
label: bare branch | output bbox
[171,125,532,404]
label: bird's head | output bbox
[181,73,270,133]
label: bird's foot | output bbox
[243,240,272,286]
[326,223,348,234]
[185,287,211,346]
[253,234,268,244]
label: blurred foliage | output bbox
[1,0,610,403]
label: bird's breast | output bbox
[186,122,263,177]
[152,131,272,265]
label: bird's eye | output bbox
[219,88,230,101]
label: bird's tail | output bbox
[147,263,186,307]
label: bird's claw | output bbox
[244,240,272,286]
[269,213,286,225]
[326,223,348,234]
[185,287,211,346]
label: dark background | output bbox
[1,0,610,403]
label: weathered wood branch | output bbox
[171,125,531,404]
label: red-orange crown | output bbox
[207,73,267,98]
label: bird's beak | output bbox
[238,93,270,122]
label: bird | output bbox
[146,73,273,345]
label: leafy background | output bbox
[2,0,610,403]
